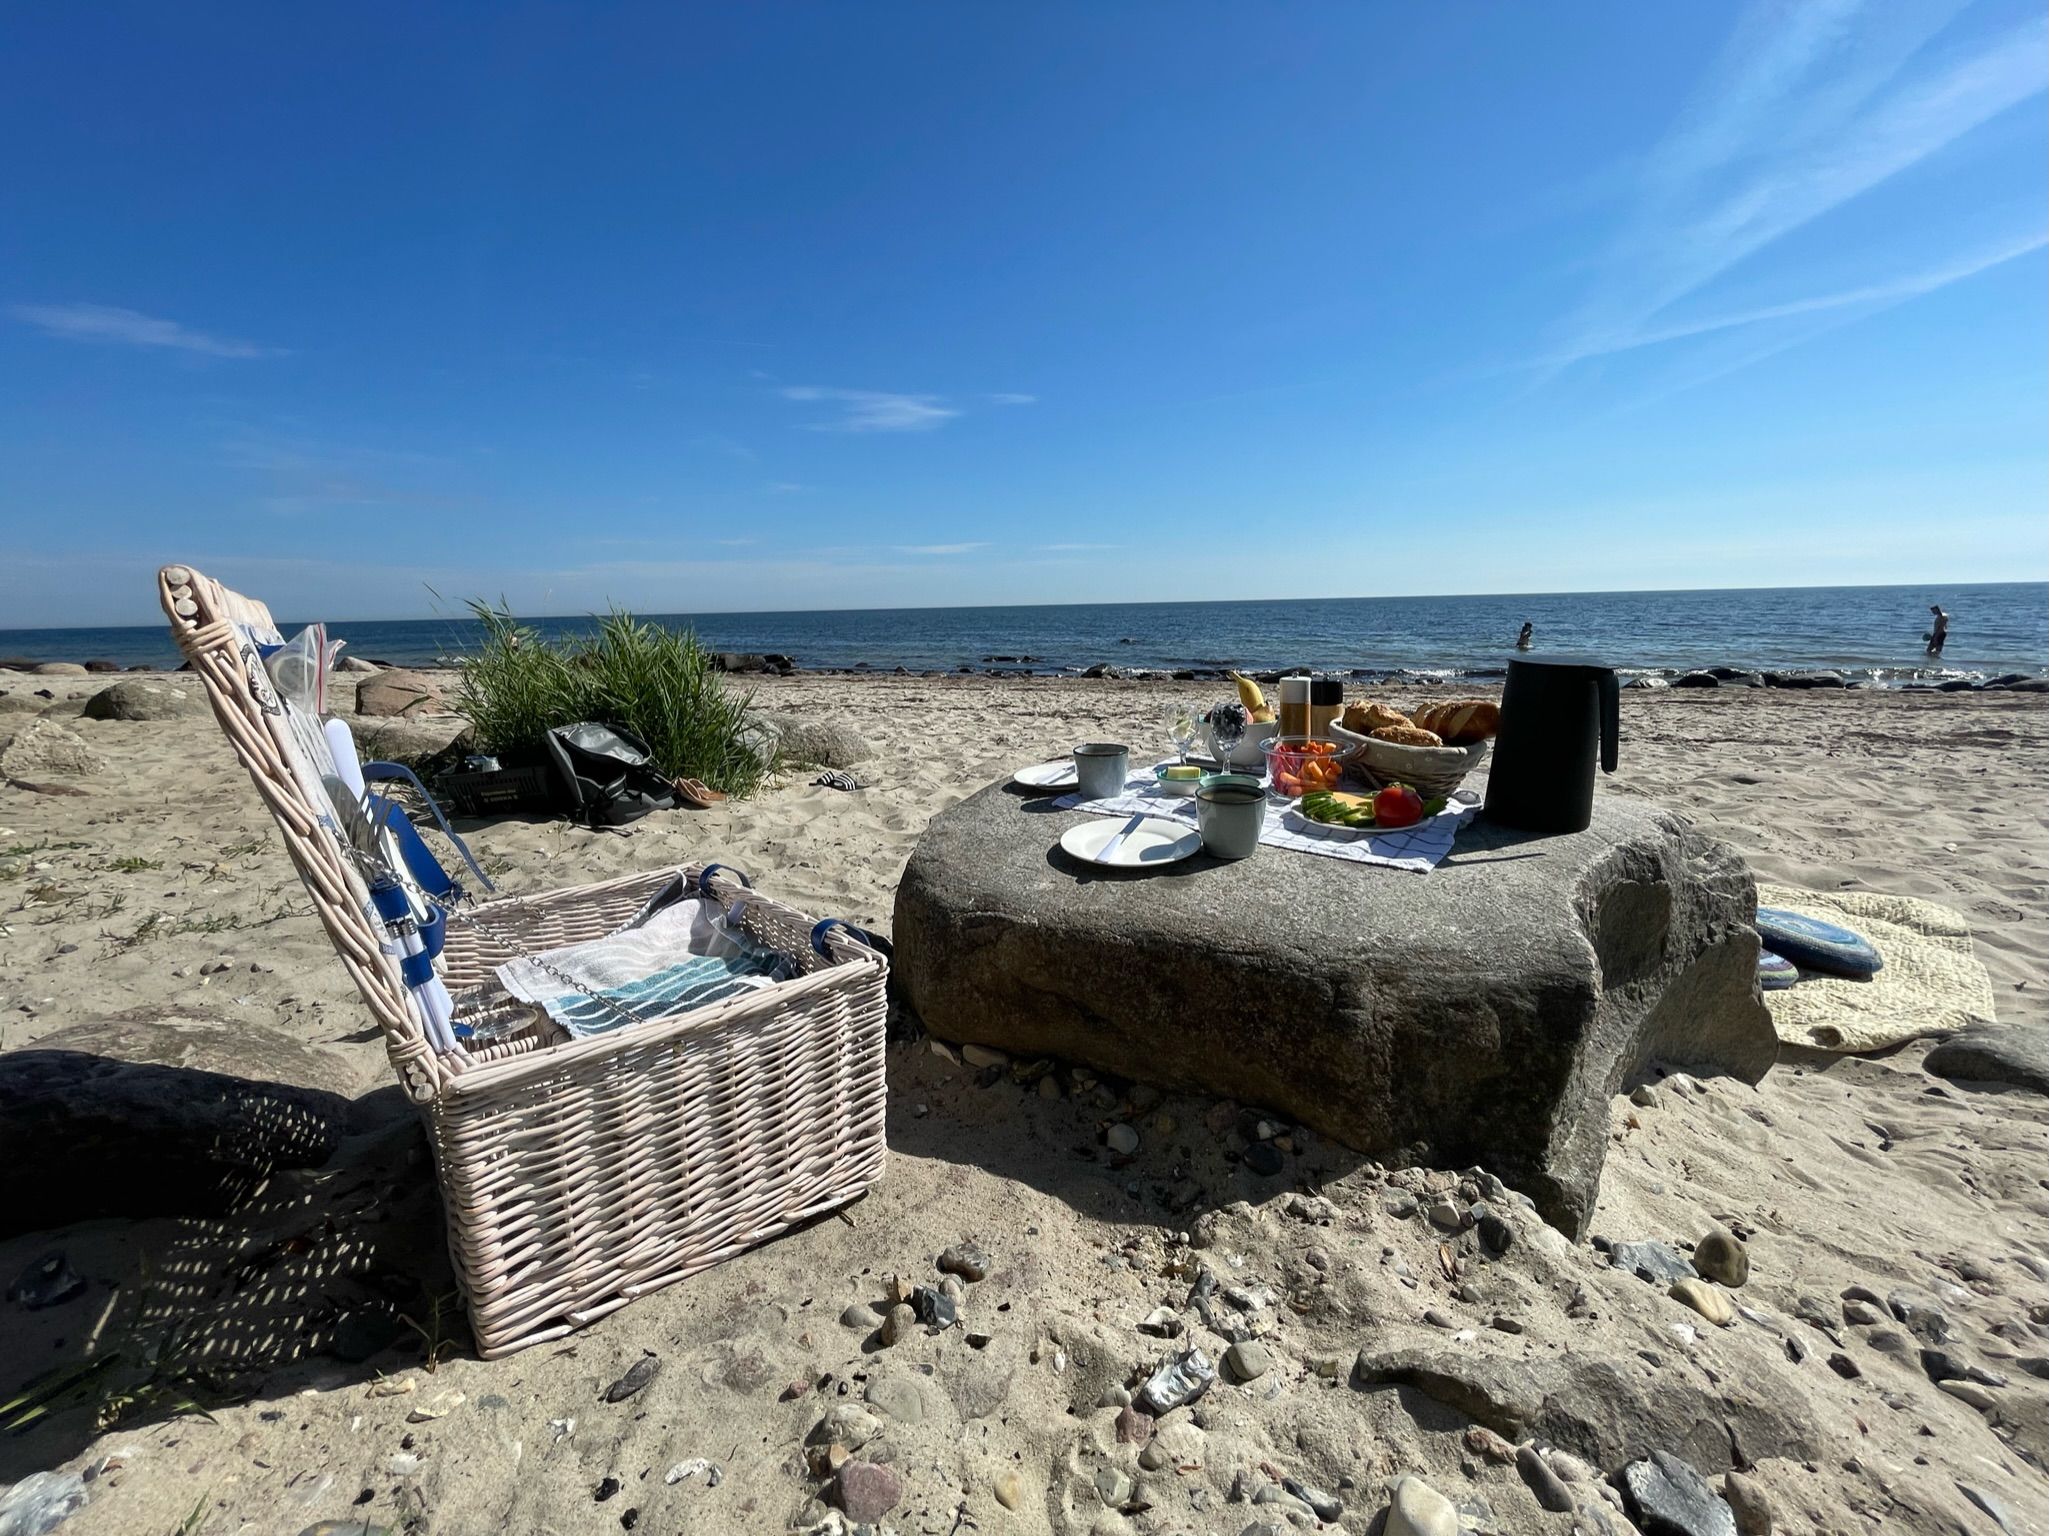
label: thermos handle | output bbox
[1598,670,1619,774]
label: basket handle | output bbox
[810,918,893,962]
[697,862,752,892]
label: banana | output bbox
[1229,671,1276,723]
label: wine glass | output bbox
[1206,701,1247,772]
[1162,701,1202,765]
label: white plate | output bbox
[1012,758,1078,790]
[1059,815,1203,868]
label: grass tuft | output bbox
[453,601,775,797]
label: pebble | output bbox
[961,1043,1009,1068]
[406,1389,464,1423]
[994,1469,1025,1510]
[1841,1298,1881,1325]
[911,1284,957,1328]
[1113,1402,1154,1443]
[1037,1073,1063,1099]
[1692,1227,1750,1287]
[1106,1123,1140,1155]
[1827,1352,1860,1379]
[1608,1240,1697,1286]
[1423,1308,1454,1330]
[1284,1477,1341,1521]
[1670,1278,1735,1327]
[1386,1475,1460,1536]
[809,1404,882,1450]
[664,1459,717,1485]
[1887,1287,1953,1344]
[1094,1465,1134,1507]
[1138,1306,1182,1337]
[1426,1199,1465,1230]
[1630,1084,1659,1108]
[1921,1346,2006,1386]
[601,1354,659,1402]
[841,1302,881,1331]
[864,1374,928,1424]
[1721,1471,1773,1535]
[8,1251,86,1310]
[1618,1450,1737,1536]
[1548,1450,1600,1483]
[938,1242,991,1282]
[1460,1425,1517,1464]
[835,1460,902,1522]
[387,1454,422,1476]
[1938,1379,1997,1411]
[1242,1142,1284,1176]
[879,1303,917,1346]
[1383,1193,1419,1219]
[1224,1340,1272,1381]
[1477,1211,1515,1255]
[1517,1444,1575,1513]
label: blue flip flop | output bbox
[1757,948,1800,991]
[1756,907,1883,979]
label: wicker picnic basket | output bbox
[158,565,888,1358]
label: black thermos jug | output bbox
[1483,654,1620,834]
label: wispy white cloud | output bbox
[782,386,960,433]
[897,542,988,556]
[9,301,284,359]
[1541,228,2048,367]
[1544,2,2048,377]
[986,392,1037,406]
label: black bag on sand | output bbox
[544,722,678,828]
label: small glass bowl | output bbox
[1263,735,1345,800]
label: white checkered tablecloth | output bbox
[1053,766,1479,873]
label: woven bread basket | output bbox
[1329,721,1489,799]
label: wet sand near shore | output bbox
[0,672,2044,1535]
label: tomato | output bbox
[1372,783,1425,828]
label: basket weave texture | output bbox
[157,565,888,1357]
[1328,722,1489,799]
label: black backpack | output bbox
[544,722,678,828]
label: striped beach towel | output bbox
[495,893,794,1039]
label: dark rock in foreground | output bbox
[894,780,1776,1234]
[1924,1023,2049,1097]
[0,1013,359,1235]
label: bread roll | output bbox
[1414,698,1500,744]
[1370,723,1443,747]
[1342,700,1412,735]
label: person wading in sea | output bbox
[1925,604,1950,658]
[1516,620,1534,651]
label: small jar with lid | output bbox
[1308,677,1343,738]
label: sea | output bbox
[4,582,2043,687]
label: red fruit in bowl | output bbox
[1372,784,1425,828]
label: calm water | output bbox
[5,583,2043,686]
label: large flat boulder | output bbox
[893,782,1776,1234]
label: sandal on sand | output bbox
[811,770,860,792]
[671,777,729,810]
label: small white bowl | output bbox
[1154,763,1204,797]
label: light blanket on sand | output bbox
[1759,884,1996,1053]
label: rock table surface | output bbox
[893,779,1777,1234]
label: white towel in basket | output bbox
[495,895,794,1039]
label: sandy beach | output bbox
[2,670,2045,1536]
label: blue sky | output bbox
[2,1,2044,626]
